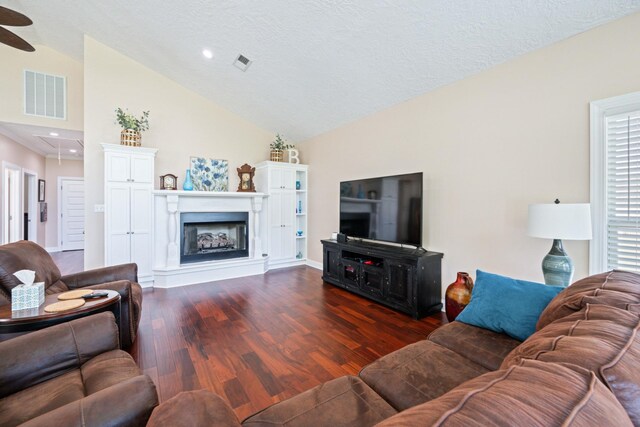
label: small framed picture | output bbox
[39,202,47,222]
[38,179,46,202]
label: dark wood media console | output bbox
[321,239,443,319]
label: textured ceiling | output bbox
[4,0,640,141]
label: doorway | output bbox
[2,162,21,244]
[59,177,85,251]
[22,169,38,242]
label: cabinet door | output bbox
[323,246,341,280]
[341,259,361,289]
[281,168,296,190]
[106,153,131,183]
[269,226,283,260]
[385,261,414,308]
[362,265,385,297]
[130,155,153,183]
[130,185,152,276]
[105,184,131,266]
[270,168,284,190]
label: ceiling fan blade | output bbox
[0,26,35,52]
[0,6,32,26]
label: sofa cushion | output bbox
[537,270,640,330]
[0,370,85,427]
[242,376,396,427]
[502,304,640,424]
[456,270,562,341]
[427,321,521,370]
[359,340,488,411]
[81,349,142,395]
[376,360,632,427]
[148,390,241,427]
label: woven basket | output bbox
[270,149,284,162]
[120,129,141,147]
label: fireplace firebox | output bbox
[180,212,249,264]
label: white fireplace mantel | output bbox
[152,190,268,288]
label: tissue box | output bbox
[11,282,45,311]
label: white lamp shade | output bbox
[528,203,592,240]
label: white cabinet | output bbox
[256,161,308,269]
[102,143,158,284]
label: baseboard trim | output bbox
[45,246,61,253]
[306,260,322,270]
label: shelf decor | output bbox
[269,134,294,162]
[236,164,256,192]
[115,108,150,147]
[190,157,229,191]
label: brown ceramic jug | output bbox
[445,272,474,322]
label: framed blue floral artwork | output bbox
[190,157,229,191]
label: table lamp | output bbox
[527,199,592,287]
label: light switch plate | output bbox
[94,204,105,213]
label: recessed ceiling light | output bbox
[49,132,59,136]
[202,49,213,59]
[69,149,77,153]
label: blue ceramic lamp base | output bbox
[542,239,574,287]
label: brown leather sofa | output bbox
[0,312,158,427]
[0,240,143,347]
[147,270,640,426]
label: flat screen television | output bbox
[339,172,422,246]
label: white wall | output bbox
[83,37,273,269]
[0,44,83,131]
[0,134,46,246]
[299,12,640,291]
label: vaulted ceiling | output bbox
[5,0,640,141]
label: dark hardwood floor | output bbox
[52,251,445,420]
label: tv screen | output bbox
[339,172,423,246]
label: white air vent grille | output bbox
[24,70,66,120]
[233,54,252,72]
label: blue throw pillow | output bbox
[456,270,563,341]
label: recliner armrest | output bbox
[62,263,138,289]
[0,312,119,399]
[19,375,158,427]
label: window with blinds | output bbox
[606,111,640,272]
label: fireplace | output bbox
[180,212,249,264]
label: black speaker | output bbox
[337,233,347,243]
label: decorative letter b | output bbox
[288,149,300,164]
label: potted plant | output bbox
[269,134,294,162]
[115,108,150,147]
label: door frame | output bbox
[2,161,22,244]
[58,176,85,250]
[22,168,38,243]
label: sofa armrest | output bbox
[0,312,119,399]
[147,390,241,427]
[62,263,138,289]
[19,375,158,427]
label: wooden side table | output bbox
[0,290,122,347]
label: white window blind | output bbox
[606,111,640,272]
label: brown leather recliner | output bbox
[0,240,143,348]
[0,312,158,427]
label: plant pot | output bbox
[121,129,141,147]
[445,272,474,322]
[270,149,284,162]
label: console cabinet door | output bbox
[361,265,385,297]
[341,259,361,289]
[323,246,341,281]
[385,261,414,308]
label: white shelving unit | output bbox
[255,161,308,269]
[102,143,158,285]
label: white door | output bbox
[61,179,85,251]
[2,164,21,244]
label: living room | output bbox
[1,2,640,426]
